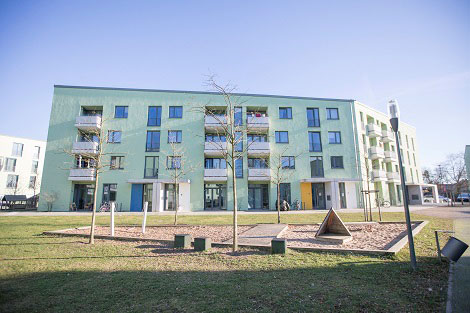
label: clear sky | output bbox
[0,0,468,168]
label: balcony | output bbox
[248,168,270,181]
[247,141,270,156]
[384,150,397,162]
[204,141,227,156]
[204,115,227,131]
[371,170,387,182]
[68,168,96,182]
[368,146,385,160]
[366,123,382,137]
[75,116,102,132]
[72,142,99,155]
[247,115,269,131]
[204,168,227,181]
[381,129,394,143]
[387,172,401,183]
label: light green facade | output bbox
[39,85,363,212]
[465,145,470,181]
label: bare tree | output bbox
[443,152,467,205]
[164,140,197,225]
[42,191,58,212]
[31,171,41,208]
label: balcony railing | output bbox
[248,168,270,181]
[246,116,269,131]
[204,115,227,130]
[368,146,385,160]
[75,116,102,131]
[386,172,401,182]
[247,141,270,156]
[68,168,96,182]
[371,170,387,182]
[204,168,227,181]
[381,129,394,143]
[72,142,99,155]
[204,141,227,156]
[366,123,382,137]
[384,150,397,162]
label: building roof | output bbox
[2,195,27,202]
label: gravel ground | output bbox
[65,225,256,243]
[283,222,419,250]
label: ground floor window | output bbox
[73,184,95,210]
[204,184,227,210]
[277,183,291,204]
[102,184,117,203]
[248,184,269,210]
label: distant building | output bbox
[0,134,46,199]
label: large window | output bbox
[205,134,226,142]
[168,130,182,143]
[328,131,341,144]
[234,107,242,126]
[235,132,242,152]
[248,158,269,169]
[107,131,122,143]
[281,156,295,169]
[247,134,267,142]
[326,108,339,120]
[308,132,322,152]
[235,158,243,178]
[31,161,38,174]
[5,158,16,172]
[114,106,128,118]
[102,184,117,202]
[110,156,124,170]
[205,158,227,169]
[33,146,41,159]
[278,183,291,203]
[144,156,159,178]
[148,106,162,126]
[12,143,23,157]
[275,131,289,143]
[29,176,36,189]
[331,156,344,169]
[6,174,18,188]
[307,108,320,127]
[169,106,183,118]
[146,131,160,152]
[310,156,324,177]
[167,156,181,169]
[0,157,3,171]
[279,107,292,119]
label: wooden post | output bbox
[110,202,115,236]
[142,201,148,234]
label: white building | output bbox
[0,134,46,199]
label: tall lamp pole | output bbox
[388,99,417,270]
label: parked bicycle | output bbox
[375,198,391,208]
[99,202,111,212]
[292,199,301,210]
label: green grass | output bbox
[0,212,452,312]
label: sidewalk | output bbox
[450,217,470,312]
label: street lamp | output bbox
[389,99,417,270]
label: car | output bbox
[456,193,470,202]
[439,195,451,203]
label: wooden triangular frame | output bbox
[315,208,352,237]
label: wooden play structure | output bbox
[315,208,352,243]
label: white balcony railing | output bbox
[68,168,96,182]
[384,150,397,162]
[75,116,102,131]
[204,142,227,156]
[72,142,99,155]
[371,170,387,182]
[204,168,227,181]
[366,123,382,137]
[204,115,227,130]
[368,146,385,160]
[387,172,401,182]
[248,168,270,181]
[247,141,270,156]
[381,129,394,143]
[246,116,269,131]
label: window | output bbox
[12,143,23,157]
[234,107,242,126]
[328,131,341,144]
[205,158,227,169]
[406,135,409,148]
[235,132,242,152]
[148,106,162,126]
[169,106,183,118]
[413,154,416,166]
[307,108,320,127]
[102,184,117,202]
[144,156,159,178]
[275,131,289,143]
[326,108,339,120]
[110,156,124,170]
[331,156,344,169]
[107,131,121,143]
[114,106,128,118]
[29,176,36,189]
[281,156,295,169]
[310,156,324,177]
[407,151,411,165]
[31,161,38,174]
[279,107,292,119]
[411,138,415,150]
[247,134,267,142]
[168,130,182,143]
[0,157,3,171]
[167,156,181,169]
[6,174,18,188]
[146,131,160,152]
[205,134,226,142]
[235,158,243,178]
[308,132,322,152]
[248,158,269,169]
[5,158,16,172]
[278,183,291,203]
[33,146,40,159]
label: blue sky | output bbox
[0,0,468,167]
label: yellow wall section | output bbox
[300,182,313,209]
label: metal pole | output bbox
[393,125,417,270]
[110,202,115,236]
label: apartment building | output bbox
[38,85,432,212]
[465,145,470,181]
[0,134,46,199]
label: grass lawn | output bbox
[0,212,452,312]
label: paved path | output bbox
[450,216,470,313]
[413,204,470,219]
[224,224,288,245]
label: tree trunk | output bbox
[232,165,238,252]
[89,175,99,244]
[277,183,281,224]
[174,179,178,225]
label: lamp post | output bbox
[388,99,417,270]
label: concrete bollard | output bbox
[142,201,148,234]
[110,202,115,236]
[194,237,211,251]
[174,234,192,249]
[271,238,287,254]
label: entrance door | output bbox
[143,184,153,211]
[164,184,177,211]
[248,184,269,210]
[311,183,326,210]
[339,182,347,209]
[73,184,95,211]
[204,184,227,210]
